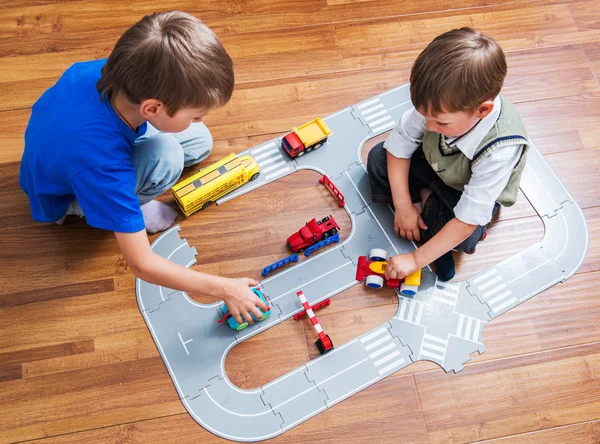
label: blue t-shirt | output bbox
[19,59,147,233]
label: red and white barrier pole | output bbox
[297,291,334,354]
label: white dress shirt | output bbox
[383,96,523,226]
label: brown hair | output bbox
[97,11,234,116]
[410,27,506,116]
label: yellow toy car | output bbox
[172,153,260,217]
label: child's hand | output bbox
[385,253,418,280]
[223,278,268,325]
[394,205,427,242]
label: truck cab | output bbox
[287,215,340,252]
[282,118,332,158]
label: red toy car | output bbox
[356,248,421,295]
[287,215,340,253]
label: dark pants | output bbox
[367,142,496,253]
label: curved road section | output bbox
[136,85,588,441]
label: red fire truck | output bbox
[287,215,340,253]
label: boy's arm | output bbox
[384,107,428,240]
[386,152,412,208]
[114,230,267,324]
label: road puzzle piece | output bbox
[136,84,589,441]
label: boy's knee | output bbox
[366,142,387,177]
[182,122,213,167]
[134,134,184,199]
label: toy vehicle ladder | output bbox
[319,174,345,207]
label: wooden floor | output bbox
[1,0,600,443]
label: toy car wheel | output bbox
[322,232,329,240]
[297,150,305,157]
[400,284,418,296]
[329,228,338,236]
[313,143,322,150]
[369,248,388,261]
[236,322,249,331]
[365,275,384,289]
[250,173,260,181]
[201,201,213,210]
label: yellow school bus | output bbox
[172,153,260,217]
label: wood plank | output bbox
[0,340,94,382]
[415,342,600,443]
[517,93,600,155]
[545,147,600,209]
[0,286,139,354]
[476,420,600,443]
[0,356,184,443]
[21,329,157,379]
[583,42,600,86]
[0,279,114,307]
[580,206,600,274]
[0,1,133,58]
[133,0,589,34]
[3,8,599,114]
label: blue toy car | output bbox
[220,288,271,331]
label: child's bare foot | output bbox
[141,200,177,234]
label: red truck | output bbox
[287,215,340,253]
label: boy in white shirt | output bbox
[367,27,529,281]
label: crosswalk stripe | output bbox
[492,297,518,312]
[478,275,503,290]
[437,289,458,299]
[488,290,513,306]
[369,342,397,359]
[415,303,424,325]
[373,350,401,367]
[254,148,280,161]
[422,342,445,353]
[472,268,498,284]
[265,167,290,181]
[251,142,277,154]
[457,315,465,337]
[472,320,481,342]
[482,283,508,299]
[369,115,392,126]
[371,121,396,133]
[399,298,408,320]
[424,334,447,345]
[407,299,416,322]
[378,358,406,374]
[361,327,387,343]
[365,110,388,121]
[420,350,444,360]
[261,161,287,174]
[357,98,380,109]
[258,155,284,167]
[433,296,455,306]
[364,334,393,351]
[466,318,473,339]
[361,103,384,115]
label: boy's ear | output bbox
[475,100,495,119]
[139,99,165,118]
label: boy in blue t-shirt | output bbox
[19,11,267,325]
